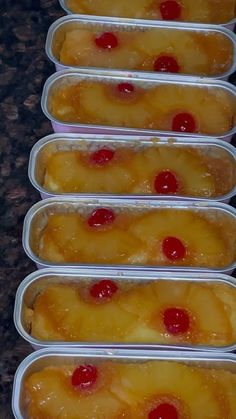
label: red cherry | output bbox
[90,148,114,166]
[149,403,179,419]
[117,82,135,94]
[163,308,190,335]
[154,56,180,73]
[162,237,186,261]
[95,32,118,49]
[90,279,118,300]
[88,208,115,227]
[154,171,179,194]
[71,365,98,390]
[160,1,182,21]
[172,113,196,133]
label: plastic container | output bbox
[58,1,236,31]
[28,133,236,202]
[14,267,236,351]
[45,15,236,80]
[22,197,236,273]
[12,347,236,419]
[41,69,236,142]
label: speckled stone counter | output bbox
[1,1,236,417]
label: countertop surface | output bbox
[1,1,236,417]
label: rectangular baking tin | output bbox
[22,197,236,273]
[14,267,236,351]
[41,69,236,141]
[12,347,236,419]
[57,3,236,31]
[45,15,236,80]
[28,133,236,202]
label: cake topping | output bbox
[90,148,114,166]
[149,402,179,419]
[117,82,135,95]
[162,236,186,260]
[95,32,118,49]
[88,208,115,227]
[71,365,98,390]
[90,279,118,300]
[153,56,180,73]
[172,113,196,133]
[163,308,190,335]
[160,1,182,21]
[154,170,179,194]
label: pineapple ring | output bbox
[111,361,223,418]
[67,0,153,18]
[129,211,228,267]
[25,366,129,419]
[60,29,143,70]
[130,147,215,196]
[119,281,232,345]
[78,82,153,129]
[44,150,135,194]
[30,285,139,341]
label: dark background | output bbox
[0,1,235,417]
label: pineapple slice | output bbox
[39,230,65,263]
[30,284,138,341]
[145,85,233,135]
[67,0,152,18]
[40,213,145,264]
[60,29,143,69]
[119,281,232,345]
[213,283,236,341]
[129,210,229,267]
[111,361,222,418]
[79,81,153,129]
[212,370,236,418]
[25,365,129,419]
[130,147,215,196]
[44,150,135,194]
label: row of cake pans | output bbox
[45,15,236,79]
[58,0,236,31]
[12,347,236,419]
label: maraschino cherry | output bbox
[88,208,115,227]
[163,308,190,335]
[117,82,135,95]
[154,56,180,73]
[90,279,118,300]
[149,402,179,419]
[160,1,182,21]
[154,171,179,194]
[172,113,196,133]
[71,365,98,390]
[90,148,114,166]
[162,236,186,260]
[95,32,118,49]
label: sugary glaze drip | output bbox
[37,209,236,268]
[65,0,236,24]
[58,27,233,77]
[49,81,234,136]
[26,280,236,346]
[42,144,235,197]
[24,360,236,418]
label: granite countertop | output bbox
[1,1,236,417]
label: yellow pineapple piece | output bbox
[44,150,135,194]
[40,213,146,264]
[130,147,216,196]
[67,0,152,18]
[213,283,236,341]
[39,230,65,262]
[25,365,129,419]
[129,210,229,267]
[78,81,153,129]
[213,370,236,418]
[30,284,138,341]
[111,361,222,418]
[145,85,233,135]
